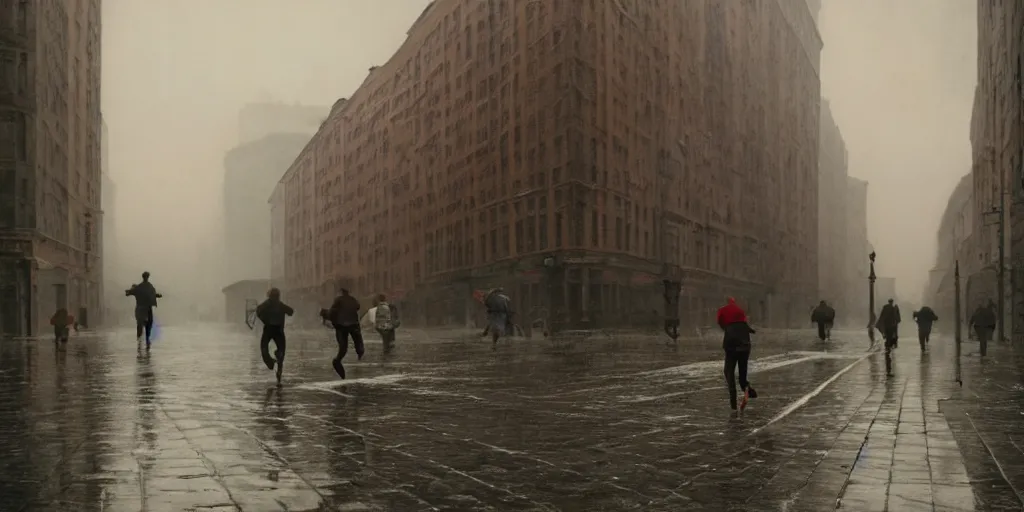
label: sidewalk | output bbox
[737,338,978,511]
[940,340,1024,510]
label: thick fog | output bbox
[101,0,976,320]
[819,0,977,303]
[101,0,431,320]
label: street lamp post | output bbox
[868,251,876,346]
[954,259,963,386]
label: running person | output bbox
[321,288,364,379]
[483,288,512,348]
[255,287,294,384]
[125,271,162,347]
[913,306,938,350]
[716,297,758,414]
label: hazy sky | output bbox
[101,0,430,302]
[819,0,977,302]
[102,0,976,305]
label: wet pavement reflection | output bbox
[0,326,996,510]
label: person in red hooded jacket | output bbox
[716,297,758,413]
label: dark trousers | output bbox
[334,324,365,361]
[260,325,286,369]
[883,327,898,349]
[724,349,750,410]
[816,322,827,340]
[136,308,154,340]
[975,326,994,345]
[918,323,932,343]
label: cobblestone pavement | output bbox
[0,325,999,510]
[940,338,1024,510]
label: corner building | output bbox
[0,0,103,336]
[275,0,820,329]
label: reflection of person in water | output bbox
[135,348,158,456]
[262,387,292,452]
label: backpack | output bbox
[375,302,393,331]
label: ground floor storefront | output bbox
[0,236,100,337]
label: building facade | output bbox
[0,0,103,336]
[927,172,976,321]
[973,1,1023,340]
[222,131,313,288]
[271,0,821,329]
[817,100,849,307]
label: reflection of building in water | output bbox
[271,0,822,329]
[0,0,104,336]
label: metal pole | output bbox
[868,252,876,346]
[955,259,962,386]
[999,188,1006,345]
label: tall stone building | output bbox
[817,101,849,306]
[223,131,312,287]
[927,172,976,319]
[0,0,103,336]
[272,0,821,329]
[973,1,1023,339]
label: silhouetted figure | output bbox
[126,271,162,346]
[875,298,901,350]
[969,301,996,348]
[810,300,836,341]
[321,288,363,379]
[50,308,74,343]
[482,288,512,348]
[256,287,294,384]
[717,297,758,414]
[663,280,682,340]
[913,306,938,349]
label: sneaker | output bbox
[746,386,758,399]
[739,389,749,411]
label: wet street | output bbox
[0,325,1001,511]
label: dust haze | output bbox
[101,0,431,321]
[820,0,976,304]
[101,0,975,321]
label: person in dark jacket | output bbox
[321,288,363,379]
[810,301,836,341]
[875,298,901,350]
[913,306,938,349]
[256,287,294,384]
[126,271,162,346]
[716,297,758,413]
[969,300,997,347]
[50,308,74,343]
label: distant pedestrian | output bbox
[482,288,512,348]
[49,308,74,343]
[969,301,996,347]
[256,287,294,384]
[125,271,162,347]
[321,288,364,379]
[716,297,758,414]
[875,298,901,351]
[913,306,938,350]
[810,300,836,341]
[365,294,400,354]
